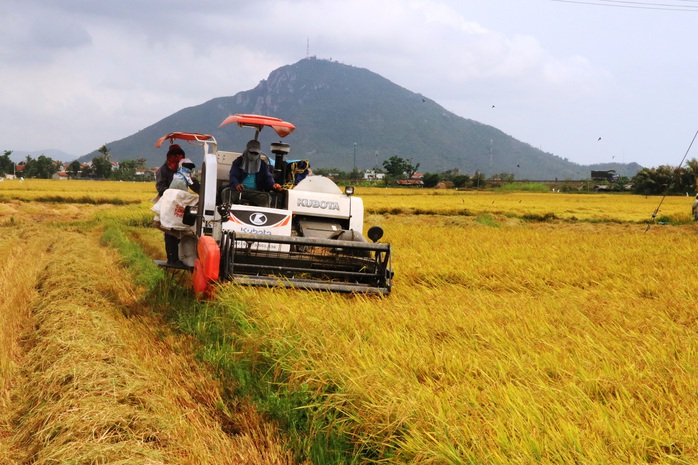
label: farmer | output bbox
[692,194,698,221]
[228,139,282,207]
[155,144,184,199]
[155,144,199,265]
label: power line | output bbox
[646,128,698,232]
[551,0,698,11]
[560,0,698,6]
[550,0,698,11]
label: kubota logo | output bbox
[297,198,340,210]
[250,213,268,225]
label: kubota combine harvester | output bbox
[153,114,393,297]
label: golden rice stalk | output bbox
[217,213,698,463]
[3,219,294,464]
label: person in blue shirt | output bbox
[228,139,282,206]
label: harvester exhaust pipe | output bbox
[271,142,290,185]
[344,185,354,223]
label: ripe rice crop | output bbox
[0,179,154,204]
[2,179,697,463]
[359,187,691,223]
[214,190,698,463]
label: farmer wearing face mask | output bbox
[155,144,200,266]
[155,144,185,199]
[228,139,282,206]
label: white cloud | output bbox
[1,0,694,168]
[410,0,489,34]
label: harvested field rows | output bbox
[0,198,293,464]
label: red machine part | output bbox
[193,236,220,299]
[154,132,215,148]
[218,114,296,138]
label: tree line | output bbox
[630,160,698,195]
[4,147,698,195]
[0,146,150,181]
[377,156,698,194]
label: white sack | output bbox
[151,188,199,231]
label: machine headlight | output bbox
[345,186,354,196]
[217,203,230,222]
[183,205,198,226]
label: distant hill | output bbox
[79,58,642,180]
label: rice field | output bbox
[1,179,697,463]
[213,187,698,463]
[217,215,698,463]
[359,187,690,223]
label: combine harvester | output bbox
[154,114,393,297]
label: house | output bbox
[395,172,424,186]
[363,169,385,181]
[135,169,156,181]
[396,179,424,187]
[591,170,618,182]
[52,171,69,180]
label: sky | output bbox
[2,0,698,169]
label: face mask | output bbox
[242,151,262,173]
[167,156,181,171]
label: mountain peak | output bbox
[79,59,640,180]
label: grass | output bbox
[118,227,358,463]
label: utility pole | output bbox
[353,142,357,172]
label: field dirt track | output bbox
[0,201,294,464]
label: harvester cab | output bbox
[153,114,393,298]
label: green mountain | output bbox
[83,58,642,180]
